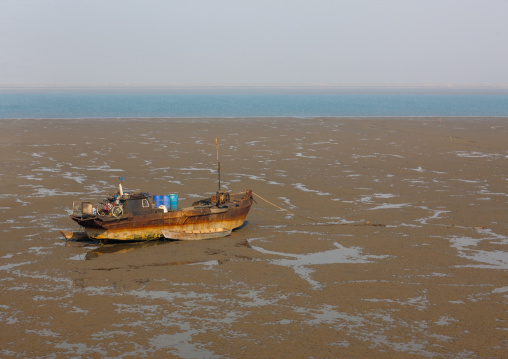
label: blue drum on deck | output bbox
[153,195,163,208]
[169,194,178,210]
[162,195,171,208]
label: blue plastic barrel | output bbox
[153,195,163,208]
[162,195,171,208]
[169,194,178,210]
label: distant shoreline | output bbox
[2,116,508,122]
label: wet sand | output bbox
[0,117,507,358]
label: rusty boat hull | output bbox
[69,190,253,242]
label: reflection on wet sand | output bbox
[81,240,223,269]
[84,239,172,260]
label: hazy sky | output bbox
[1,0,507,86]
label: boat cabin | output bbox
[122,195,157,216]
[107,192,161,216]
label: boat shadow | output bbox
[84,239,175,260]
[233,221,249,231]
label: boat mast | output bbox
[216,138,221,192]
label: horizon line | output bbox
[2,83,508,89]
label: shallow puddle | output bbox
[249,240,389,289]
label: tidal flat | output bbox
[0,117,507,358]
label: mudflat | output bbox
[0,117,507,358]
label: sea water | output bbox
[1,87,508,118]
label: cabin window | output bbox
[142,199,149,208]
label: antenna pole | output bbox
[216,138,220,192]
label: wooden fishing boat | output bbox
[65,188,253,242]
[63,139,253,243]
